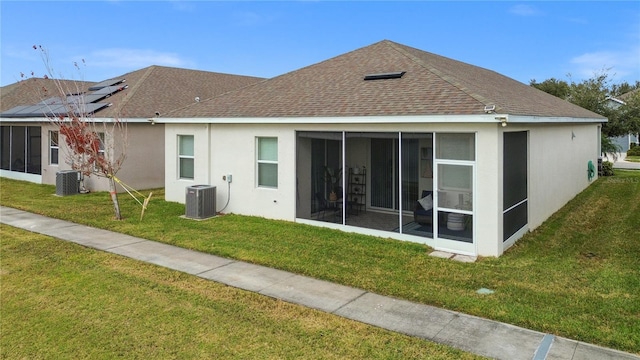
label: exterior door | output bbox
[433,133,476,255]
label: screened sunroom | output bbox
[296,131,476,254]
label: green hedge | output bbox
[627,146,640,156]
[601,161,615,176]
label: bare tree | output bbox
[28,45,128,219]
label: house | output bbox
[605,89,639,160]
[1,66,263,192]
[158,40,604,257]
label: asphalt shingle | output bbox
[168,40,604,120]
[1,66,264,119]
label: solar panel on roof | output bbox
[43,105,68,116]
[16,104,48,115]
[1,78,125,118]
[39,97,65,105]
[364,71,406,80]
[83,94,105,103]
[88,78,125,91]
[91,84,128,97]
[0,105,31,117]
[83,103,111,114]
[0,104,50,117]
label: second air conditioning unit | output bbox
[56,170,79,196]
[185,185,217,219]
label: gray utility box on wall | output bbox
[185,185,217,219]
[56,170,80,196]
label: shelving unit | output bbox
[347,167,366,215]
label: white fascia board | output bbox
[508,115,607,124]
[92,117,151,124]
[606,96,625,105]
[0,117,47,123]
[156,114,503,125]
[0,117,150,124]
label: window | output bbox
[436,133,475,161]
[178,135,194,179]
[257,137,278,188]
[0,126,10,170]
[92,132,106,172]
[97,132,105,159]
[49,131,59,165]
[0,125,41,174]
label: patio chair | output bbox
[414,190,433,225]
[315,192,340,222]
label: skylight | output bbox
[364,71,406,81]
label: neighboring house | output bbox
[0,66,263,192]
[161,40,605,257]
[605,89,639,161]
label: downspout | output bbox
[398,131,403,233]
[207,123,211,185]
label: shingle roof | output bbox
[0,78,96,113]
[169,40,604,120]
[1,66,264,119]
[618,89,639,102]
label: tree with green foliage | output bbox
[615,89,640,139]
[531,72,640,142]
[529,78,570,99]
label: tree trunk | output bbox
[108,177,122,220]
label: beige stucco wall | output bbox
[165,123,212,202]
[475,125,501,256]
[111,123,165,191]
[164,121,503,256]
[163,120,599,257]
[0,121,165,193]
[165,123,298,220]
[527,123,599,230]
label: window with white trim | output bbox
[178,135,194,179]
[97,132,105,158]
[257,137,278,188]
[93,132,106,172]
[49,130,59,165]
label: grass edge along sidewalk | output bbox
[1,225,484,359]
[1,170,639,354]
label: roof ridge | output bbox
[110,66,156,116]
[385,41,496,111]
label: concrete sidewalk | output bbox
[613,160,640,170]
[1,206,638,360]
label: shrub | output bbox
[601,161,615,176]
[627,146,640,156]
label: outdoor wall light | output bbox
[495,116,508,127]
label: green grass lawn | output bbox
[1,170,639,354]
[626,155,640,162]
[1,225,482,359]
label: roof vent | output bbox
[364,71,406,81]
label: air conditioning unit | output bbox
[56,170,79,196]
[185,185,217,219]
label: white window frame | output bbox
[49,130,59,165]
[257,137,278,188]
[92,132,106,172]
[178,135,194,180]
